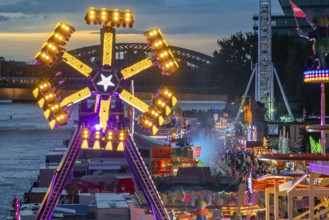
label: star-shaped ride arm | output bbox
[99,99,111,132]
[59,87,92,107]
[119,89,149,113]
[43,87,92,128]
[62,52,93,78]
[120,58,153,80]
[43,87,91,118]
[119,89,166,135]
[103,28,114,66]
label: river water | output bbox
[0,102,73,218]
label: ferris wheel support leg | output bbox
[36,127,82,220]
[123,132,169,219]
[273,67,295,121]
[234,66,256,125]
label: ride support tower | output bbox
[235,0,294,123]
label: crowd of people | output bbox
[210,147,274,178]
[182,111,287,179]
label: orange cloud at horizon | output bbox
[0,30,215,61]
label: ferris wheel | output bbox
[32,7,178,220]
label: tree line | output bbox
[209,31,324,118]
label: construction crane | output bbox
[235,0,294,124]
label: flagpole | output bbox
[293,14,300,28]
[290,0,300,28]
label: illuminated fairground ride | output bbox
[32,7,179,220]
[253,55,329,220]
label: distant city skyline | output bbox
[0,0,283,61]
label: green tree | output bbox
[210,31,322,116]
[310,136,322,153]
[210,32,257,98]
[298,127,321,153]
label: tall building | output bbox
[253,0,329,37]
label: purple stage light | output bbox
[95,124,102,131]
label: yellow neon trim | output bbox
[117,142,124,151]
[94,94,101,113]
[32,88,40,98]
[38,98,45,108]
[164,106,171,116]
[151,126,158,135]
[102,32,113,66]
[119,89,149,113]
[60,87,91,108]
[44,109,51,119]
[105,141,113,151]
[49,120,56,129]
[81,140,89,149]
[99,99,110,132]
[121,58,153,80]
[171,96,177,107]
[93,141,101,150]
[158,116,164,126]
[62,52,93,77]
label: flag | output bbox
[290,1,306,18]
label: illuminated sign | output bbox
[304,69,329,83]
[152,159,172,175]
[191,146,201,158]
[248,171,253,193]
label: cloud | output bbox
[0,0,272,15]
[0,0,161,14]
[0,0,285,61]
[0,0,82,14]
[0,14,10,21]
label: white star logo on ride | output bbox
[97,74,115,91]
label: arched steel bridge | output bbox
[68,43,213,68]
[0,43,224,101]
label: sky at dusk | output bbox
[0,0,284,62]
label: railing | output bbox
[124,132,169,220]
[36,127,81,220]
